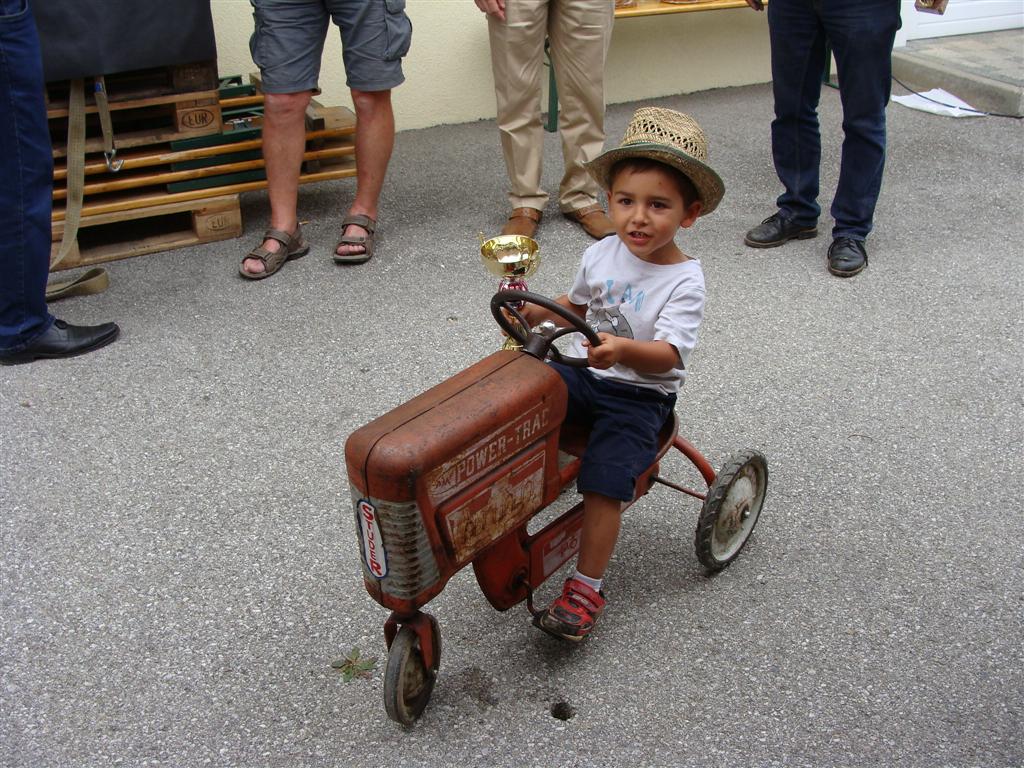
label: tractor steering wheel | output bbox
[490,290,601,368]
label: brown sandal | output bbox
[333,214,377,265]
[239,226,309,280]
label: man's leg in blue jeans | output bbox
[767,0,829,228]
[0,0,119,364]
[0,0,54,353]
[825,0,901,241]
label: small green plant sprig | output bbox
[331,647,378,682]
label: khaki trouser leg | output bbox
[488,2,549,211]
[549,0,613,212]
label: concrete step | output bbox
[892,29,1023,117]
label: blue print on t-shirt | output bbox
[602,279,645,312]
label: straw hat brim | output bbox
[586,142,725,216]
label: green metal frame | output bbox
[545,40,558,133]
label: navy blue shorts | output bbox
[551,363,676,503]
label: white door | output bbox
[899,0,1024,44]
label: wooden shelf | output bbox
[615,0,753,19]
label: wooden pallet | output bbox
[45,60,220,105]
[47,74,359,270]
[53,105,354,188]
[48,94,222,156]
[52,131,354,201]
[50,194,242,271]
[47,61,223,156]
[51,159,356,226]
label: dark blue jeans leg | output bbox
[767,0,828,228]
[824,0,900,241]
[0,0,54,354]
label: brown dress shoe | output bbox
[501,207,542,238]
[564,203,615,239]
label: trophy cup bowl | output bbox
[480,234,540,282]
[480,234,541,350]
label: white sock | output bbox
[572,570,603,592]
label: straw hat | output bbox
[586,107,725,215]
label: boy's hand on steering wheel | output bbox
[583,332,619,369]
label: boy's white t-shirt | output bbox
[564,236,705,395]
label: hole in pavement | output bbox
[550,701,575,721]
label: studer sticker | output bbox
[356,499,388,579]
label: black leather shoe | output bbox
[744,213,818,248]
[0,319,120,365]
[827,237,868,277]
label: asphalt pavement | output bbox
[2,77,1022,767]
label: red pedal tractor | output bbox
[345,291,768,725]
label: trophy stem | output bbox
[500,277,528,305]
[500,277,528,350]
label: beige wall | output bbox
[211,0,772,131]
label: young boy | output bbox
[514,107,725,642]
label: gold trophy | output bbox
[480,234,540,350]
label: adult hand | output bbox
[744,0,765,10]
[583,333,620,370]
[474,0,506,21]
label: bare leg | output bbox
[335,88,395,257]
[575,492,623,580]
[242,91,310,275]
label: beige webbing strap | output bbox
[46,77,109,302]
[50,77,85,272]
[44,267,110,300]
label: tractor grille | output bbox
[354,494,440,601]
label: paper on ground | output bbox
[892,88,983,118]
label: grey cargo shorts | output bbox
[249,0,412,93]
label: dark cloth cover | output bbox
[34,0,217,82]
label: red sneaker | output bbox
[537,578,606,642]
